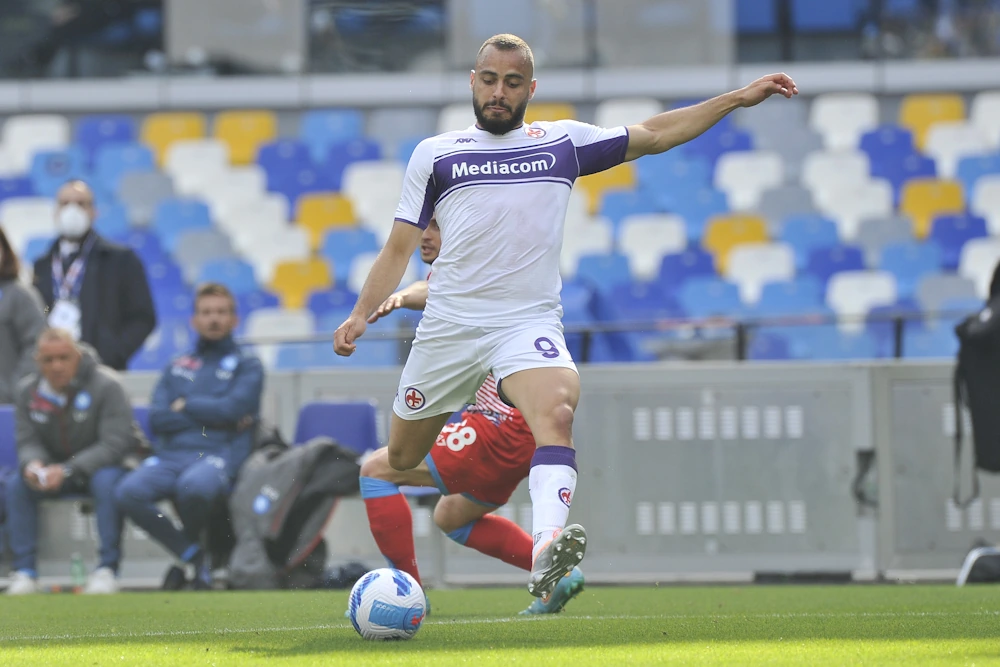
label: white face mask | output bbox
[56,204,91,239]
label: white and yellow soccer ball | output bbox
[348,568,426,640]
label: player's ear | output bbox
[528,80,537,100]
[469,69,475,90]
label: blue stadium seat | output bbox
[937,296,983,329]
[95,142,155,192]
[956,154,1000,202]
[748,331,791,360]
[257,139,313,181]
[657,248,716,288]
[293,401,379,454]
[0,176,35,202]
[128,319,191,371]
[860,125,915,165]
[197,258,258,296]
[680,127,753,168]
[575,253,632,292]
[752,277,825,317]
[307,287,359,319]
[779,215,841,269]
[321,138,382,189]
[738,0,778,32]
[93,202,130,239]
[121,228,168,264]
[869,152,936,205]
[561,281,595,361]
[76,115,136,164]
[879,241,943,298]
[269,165,338,210]
[664,187,730,239]
[145,258,186,294]
[788,326,881,360]
[791,0,863,31]
[603,281,681,322]
[929,214,988,270]
[903,324,959,359]
[805,245,865,285]
[21,236,52,265]
[600,190,660,227]
[300,109,366,162]
[321,228,381,283]
[866,298,923,356]
[236,289,280,322]
[636,151,712,195]
[30,148,88,197]
[396,135,427,164]
[677,277,743,318]
[277,338,399,370]
[152,198,212,252]
[0,404,17,471]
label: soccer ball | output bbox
[348,568,426,640]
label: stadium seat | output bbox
[801,149,871,200]
[0,197,56,252]
[936,296,984,329]
[869,152,937,205]
[879,241,943,298]
[859,125,915,166]
[574,253,632,292]
[618,214,687,281]
[164,139,230,194]
[788,326,881,361]
[523,103,576,124]
[791,0,863,31]
[219,196,289,253]
[76,115,136,164]
[677,277,743,318]
[257,139,312,180]
[270,258,333,309]
[368,108,437,161]
[747,331,791,361]
[603,281,680,323]
[117,170,175,225]
[121,228,168,264]
[752,277,825,316]
[599,190,659,227]
[928,213,988,270]
[341,161,405,239]
[899,94,966,150]
[30,148,88,197]
[817,179,896,241]
[972,174,1000,234]
[970,91,1000,145]
[924,121,996,179]
[806,245,865,285]
[347,252,419,295]
[757,185,819,227]
[244,308,316,368]
[780,214,841,269]
[94,142,155,193]
[560,219,614,279]
[202,167,270,223]
[437,103,475,134]
[916,273,978,315]
[321,138,383,189]
[855,215,914,267]
[595,98,662,129]
[903,324,959,359]
[958,237,1000,298]
[702,214,769,272]
[577,163,637,214]
[94,207,132,243]
[2,114,71,173]
[657,248,717,288]
[293,402,379,454]
[395,135,428,164]
[321,227,382,284]
[236,289,281,323]
[682,126,753,168]
[21,236,53,265]
[299,109,365,161]
[197,258,258,296]
[809,93,879,150]
[213,110,278,166]
[899,178,964,239]
[956,154,1000,203]
[0,176,35,202]
[635,150,711,194]
[243,227,311,285]
[665,187,729,240]
[306,286,359,319]
[151,197,211,252]
[714,150,784,211]
[141,112,207,164]
[128,321,192,371]
[173,228,236,284]
[297,194,356,249]
[267,165,338,210]
[725,242,796,304]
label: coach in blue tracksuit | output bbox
[116,282,263,588]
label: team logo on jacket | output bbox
[74,392,91,411]
[403,387,425,410]
[220,355,239,371]
[252,494,271,514]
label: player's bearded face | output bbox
[473,93,529,136]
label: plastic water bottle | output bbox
[70,552,86,592]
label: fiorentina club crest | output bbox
[558,487,572,507]
[525,126,546,138]
[404,387,425,410]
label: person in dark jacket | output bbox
[0,225,46,403]
[6,328,140,595]
[33,179,156,370]
[115,283,264,589]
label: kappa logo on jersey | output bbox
[525,126,547,138]
[454,137,477,144]
[403,387,425,410]
[558,487,573,507]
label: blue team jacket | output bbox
[148,335,264,469]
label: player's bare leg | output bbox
[386,412,452,471]
[499,367,587,597]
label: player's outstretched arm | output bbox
[623,73,798,162]
[334,220,422,356]
[368,280,429,323]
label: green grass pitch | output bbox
[1,584,998,666]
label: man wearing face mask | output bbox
[33,179,156,371]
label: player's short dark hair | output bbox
[477,33,535,73]
[194,282,236,314]
[0,225,20,281]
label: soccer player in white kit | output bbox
[335,33,798,598]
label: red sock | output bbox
[363,493,421,585]
[464,515,533,571]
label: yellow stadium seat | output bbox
[270,258,332,309]
[900,178,965,239]
[899,94,965,150]
[213,110,278,165]
[702,214,769,272]
[296,193,356,248]
[524,103,576,124]
[576,163,637,214]
[141,112,207,164]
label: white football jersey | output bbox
[395,119,629,328]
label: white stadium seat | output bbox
[725,242,796,305]
[971,174,1000,235]
[0,197,56,253]
[959,237,1000,299]
[714,150,784,211]
[815,179,894,241]
[241,226,310,285]
[437,103,476,134]
[970,91,1000,145]
[342,161,405,241]
[1,114,71,173]
[924,121,996,179]
[347,251,419,294]
[617,214,687,281]
[165,139,231,194]
[801,150,871,198]
[594,98,663,129]
[201,167,268,221]
[244,308,316,369]
[561,219,614,278]
[809,93,879,151]
[826,270,898,333]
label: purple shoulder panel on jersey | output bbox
[575,129,630,177]
[399,173,438,229]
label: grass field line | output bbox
[1,609,998,644]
